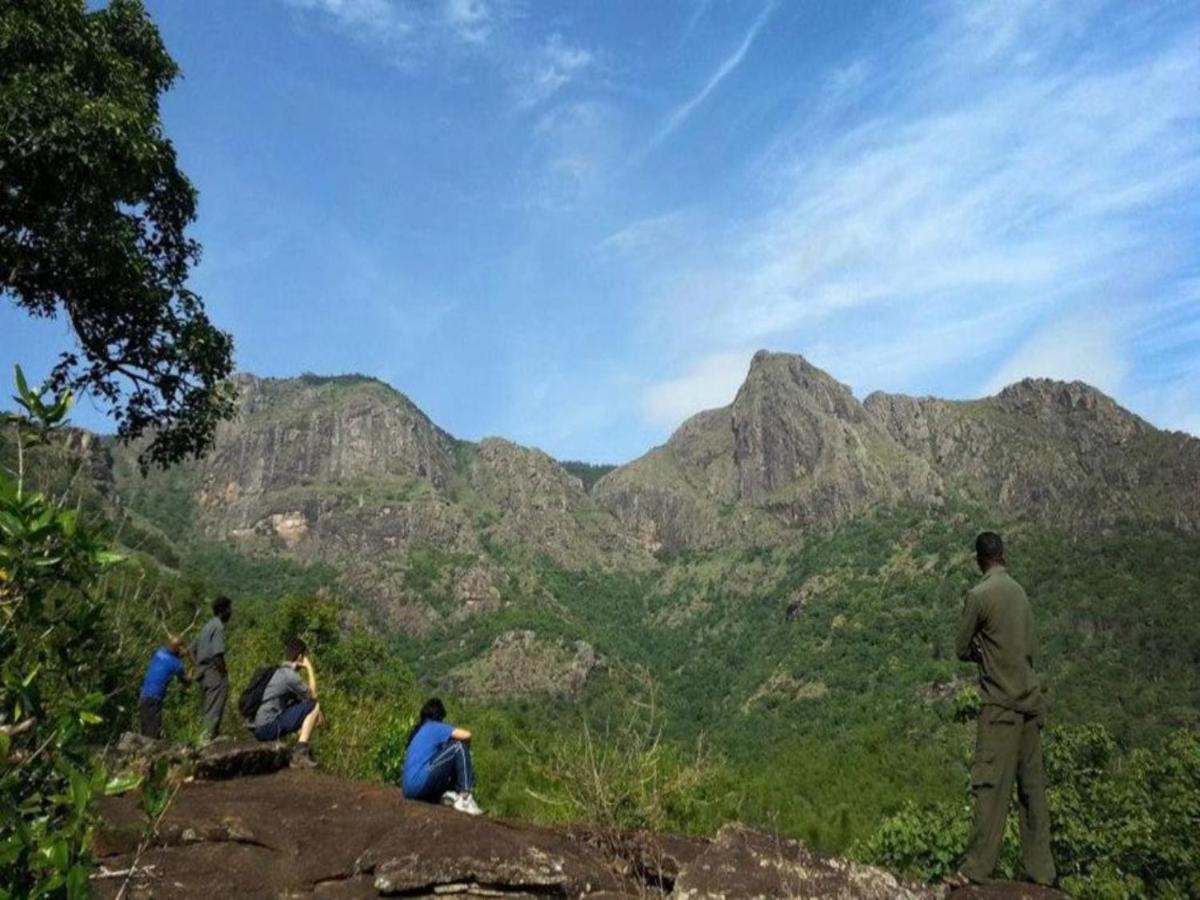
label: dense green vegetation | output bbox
[1,375,127,898]
[860,725,1200,898]
[368,503,1200,841]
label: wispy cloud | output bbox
[984,316,1130,395]
[526,100,623,206]
[514,33,595,108]
[279,0,593,107]
[282,0,413,49]
[622,1,1200,433]
[641,350,752,428]
[445,0,493,45]
[646,1,776,152]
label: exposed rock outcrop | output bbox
[864,378,1200,532]
[96,768,1068,898]
[444,630,598,700]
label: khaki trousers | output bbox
[962,704,1056,885]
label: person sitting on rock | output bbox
[251,636,321,768]
[138,637,190,739]
[401,698,482,815]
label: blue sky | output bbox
[3,0,1199,462]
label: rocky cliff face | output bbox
[595,352,1199,552]
[864,378,1200,532]
[109,373,652,636]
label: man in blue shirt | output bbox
[139,637,189,739]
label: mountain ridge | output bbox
[82,350,1198,631]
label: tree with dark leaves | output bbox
[1,0,235,470]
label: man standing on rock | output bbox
[948,533,1055,889]
[191,596,233,741]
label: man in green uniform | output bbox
[191,595,233,741]
[949,532,1055,888]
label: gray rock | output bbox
[193,740,291,780]
[672,823,937,899]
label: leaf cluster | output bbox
[1,0,235,468]
[1,370,125,898]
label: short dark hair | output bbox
[975,531,1005,563]
[212,595,233,617]
[284,636,308,661]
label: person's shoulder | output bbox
[997,569,1027,595]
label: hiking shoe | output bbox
[289,746,318,769]
[453,793,483,816]
[441,790,460,806]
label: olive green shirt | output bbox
[955,566,1045,716]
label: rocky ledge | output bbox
[93,747,1066,899]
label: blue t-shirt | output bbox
[402,720,455,797]
[140,648,186,701]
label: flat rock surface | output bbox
[94,769,1069,898]
[671,823,936,900]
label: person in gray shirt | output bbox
[251,636,321,767]
[191,596,232,740]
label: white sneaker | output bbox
[453,792,483,816]
[441,790,460,806]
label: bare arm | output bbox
[299,656,318,699]
[450,727,471,742]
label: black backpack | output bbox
[237,666,278,722]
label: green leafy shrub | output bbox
[857,723,1200,897]
[525,679,721,836]
[0,369,126,897]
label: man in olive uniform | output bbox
[191,596,232,740]
[950,532,1055,888]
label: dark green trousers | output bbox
[962,704,1056,885]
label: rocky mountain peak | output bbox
[738,351,864,424]
[994,378,1150,440]
[731,351,922,509]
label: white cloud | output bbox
[616,1,1200,430]
[445,0,492,44]
[515,34,595,108]
[282,0,412,47]
[525,100,624,207]
[641,350,752,428]
[985,316,1130,395]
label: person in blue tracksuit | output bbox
[139,637,189,738]
[401,698,482,816]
